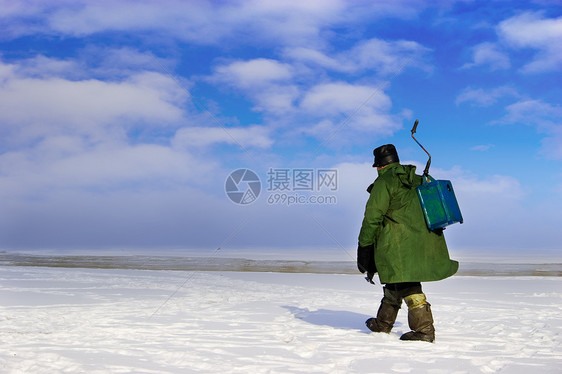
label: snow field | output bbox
[0,266,560,373]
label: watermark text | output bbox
[267,193,337,206]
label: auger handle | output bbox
[410,119,431,177]
[411,119,419,134]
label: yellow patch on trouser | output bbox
[404,293,427,310]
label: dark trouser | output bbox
[383,281,429,312]
[383,282,423,304]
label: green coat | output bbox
[358,163,458,284]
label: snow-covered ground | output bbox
[1,266,560,373]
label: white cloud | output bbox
[454,173,524,201]
[470,144,494,151]
[331,161,378,207]
[0,60,186,145]
[44,0,346,46]
[299,82,403,134]
[497,99,562,129]
[0,1,60,39]
[497,11,562,73]
[540,126,562,160]
[455,85,519,106]
[495,99,562,160]
[461,42,511,71]
[462,12,562,73]
[209,40,428,119]
[0,52,232,250]
[49,145,194,187]
[284,47,345,71]
[208,58,300,115]
[0,55,229,205]
[4,48,175,82]
[84,47,175,80]
[2,1,423,47]
[172,126,273,149]
[0,141,210,200]
[288,81,410,146]
[439,169,532,249]
[456,89,562,159]
[212,59,294,89]
[14,55,82,79]
[285,38,432,76]
[251,85,301,115]
[350,38,433,75]
[300,82,390,115]
[207,48,414,140]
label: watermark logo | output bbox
[266,168,337,192]
[225,168,338,206]
[266,168,338,206]
[225,168,261,205]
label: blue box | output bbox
[416,179,463,230]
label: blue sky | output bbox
[0,1,561,259]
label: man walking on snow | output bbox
[357,144,458,342]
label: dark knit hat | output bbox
[373,144,399,167]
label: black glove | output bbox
[357,243,376,274]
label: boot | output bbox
[366,301,400,333]
[366,287,402,333]
[400,294,435,343]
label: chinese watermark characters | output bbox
[225,168,338,206]
[266,168,337,192]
